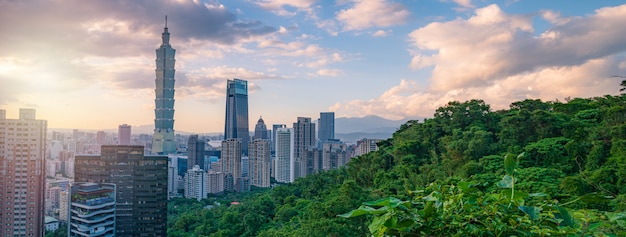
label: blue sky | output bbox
[1,0,625,133]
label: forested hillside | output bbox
[168,91,626,236]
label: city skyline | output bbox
[1,1,626,133]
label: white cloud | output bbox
[253,0,318,16]
[333,4,626,120]
[371,29,391,37]
[336,0,410,31]
[316,68,343,76]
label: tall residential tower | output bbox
[152,17,177,155]
[224,78,249,155]
[0,109,47,236]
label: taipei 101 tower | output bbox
[152,16,177,155]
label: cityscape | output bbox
[1,16,384,237]
[2,1,626,236]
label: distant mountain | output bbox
[335,115,409,134]
[334,115,414,144]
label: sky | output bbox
[1,0,625,133]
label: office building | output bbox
[293,117,316,179]
[275,128,293,183]
[187,134,204,170]
[272,124,286,154]
[253,117,269,140]
[75,145,167,237]
[224,78,249,155]
[184,165,207,201]
[318,112,335,143]
[249,139,271,188]
[68,182,116,237]
[152,17,177,155]
[118,124,131,145]
[0,108,47,236]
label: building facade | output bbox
[68,182,116,237]
[184,165,206,201]
[75,145,168,237]
[152,18,177,155]
[0,108,47,237]
[221,139,243,192]
[187,135,204,170]
[249,139,271,188]
[253,117,269,140]
[118,124,131,145]
[275,128,293,183]
[224,78,249,155]
[293,117,316,179]
[318,112,335,143]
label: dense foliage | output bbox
[168,91,626,236]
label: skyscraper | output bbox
[253,116,269,140]
[249,139,271,188]
[118,124,131,145]
[318,112,335,143]
[152,17,177,155]
[0,108,47,236]
[293,117,316,179]
[75,145,168,237]
[271,124,286,153]
[224,78,249,155]
[275,128,293,183]
[184,165,206,201]
[221,139,244,192]
[187,134,205,170]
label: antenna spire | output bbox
[165,15,168,28]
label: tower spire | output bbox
[165,15,168,28]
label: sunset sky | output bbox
[1,0,625,133]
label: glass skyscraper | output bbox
[224,78,249,155]
[318,112,335,143]
[152,18,177,155]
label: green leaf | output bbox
[528,192,548,197]
[504,154,517,175]
[458,181,478,193]
[578,193,612,204]
[519,205,542,220]
[607,212,626,222]
[337,205,376,218]
[395,219,415,229]
[364,197,405,207]
[498,175,514,189]
[554,206,576,228]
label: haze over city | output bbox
[1,0,625,133]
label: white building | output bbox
[355,138,381,156]
[184,165,207,201]
[275,128,294,183]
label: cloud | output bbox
[253,0,318,16]
[315,68,343,77]
[333,4,626,120]
[371,30,391,37]
[336,0,410,31]
[408,4,626,92]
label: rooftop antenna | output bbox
[165,15,168,28]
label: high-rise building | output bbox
[207,171,225,194]
[271,124,286,153]
[152,17,177,155]
[318,112,335,143]
[184,165,206,201]
[253,117,269,140]
[249,139,271,188]
[68,182,116,236]
[356,138,382,156]
[275,128,293,183]
[96,131,106,145]
[118,124,131,145]
[323,141,348,170]
[187,134,205,170]
[75,145,168,237]
[224,78,249,155]
[221,139,243,192]
[0,108,47,237]
[293,117,316,179]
